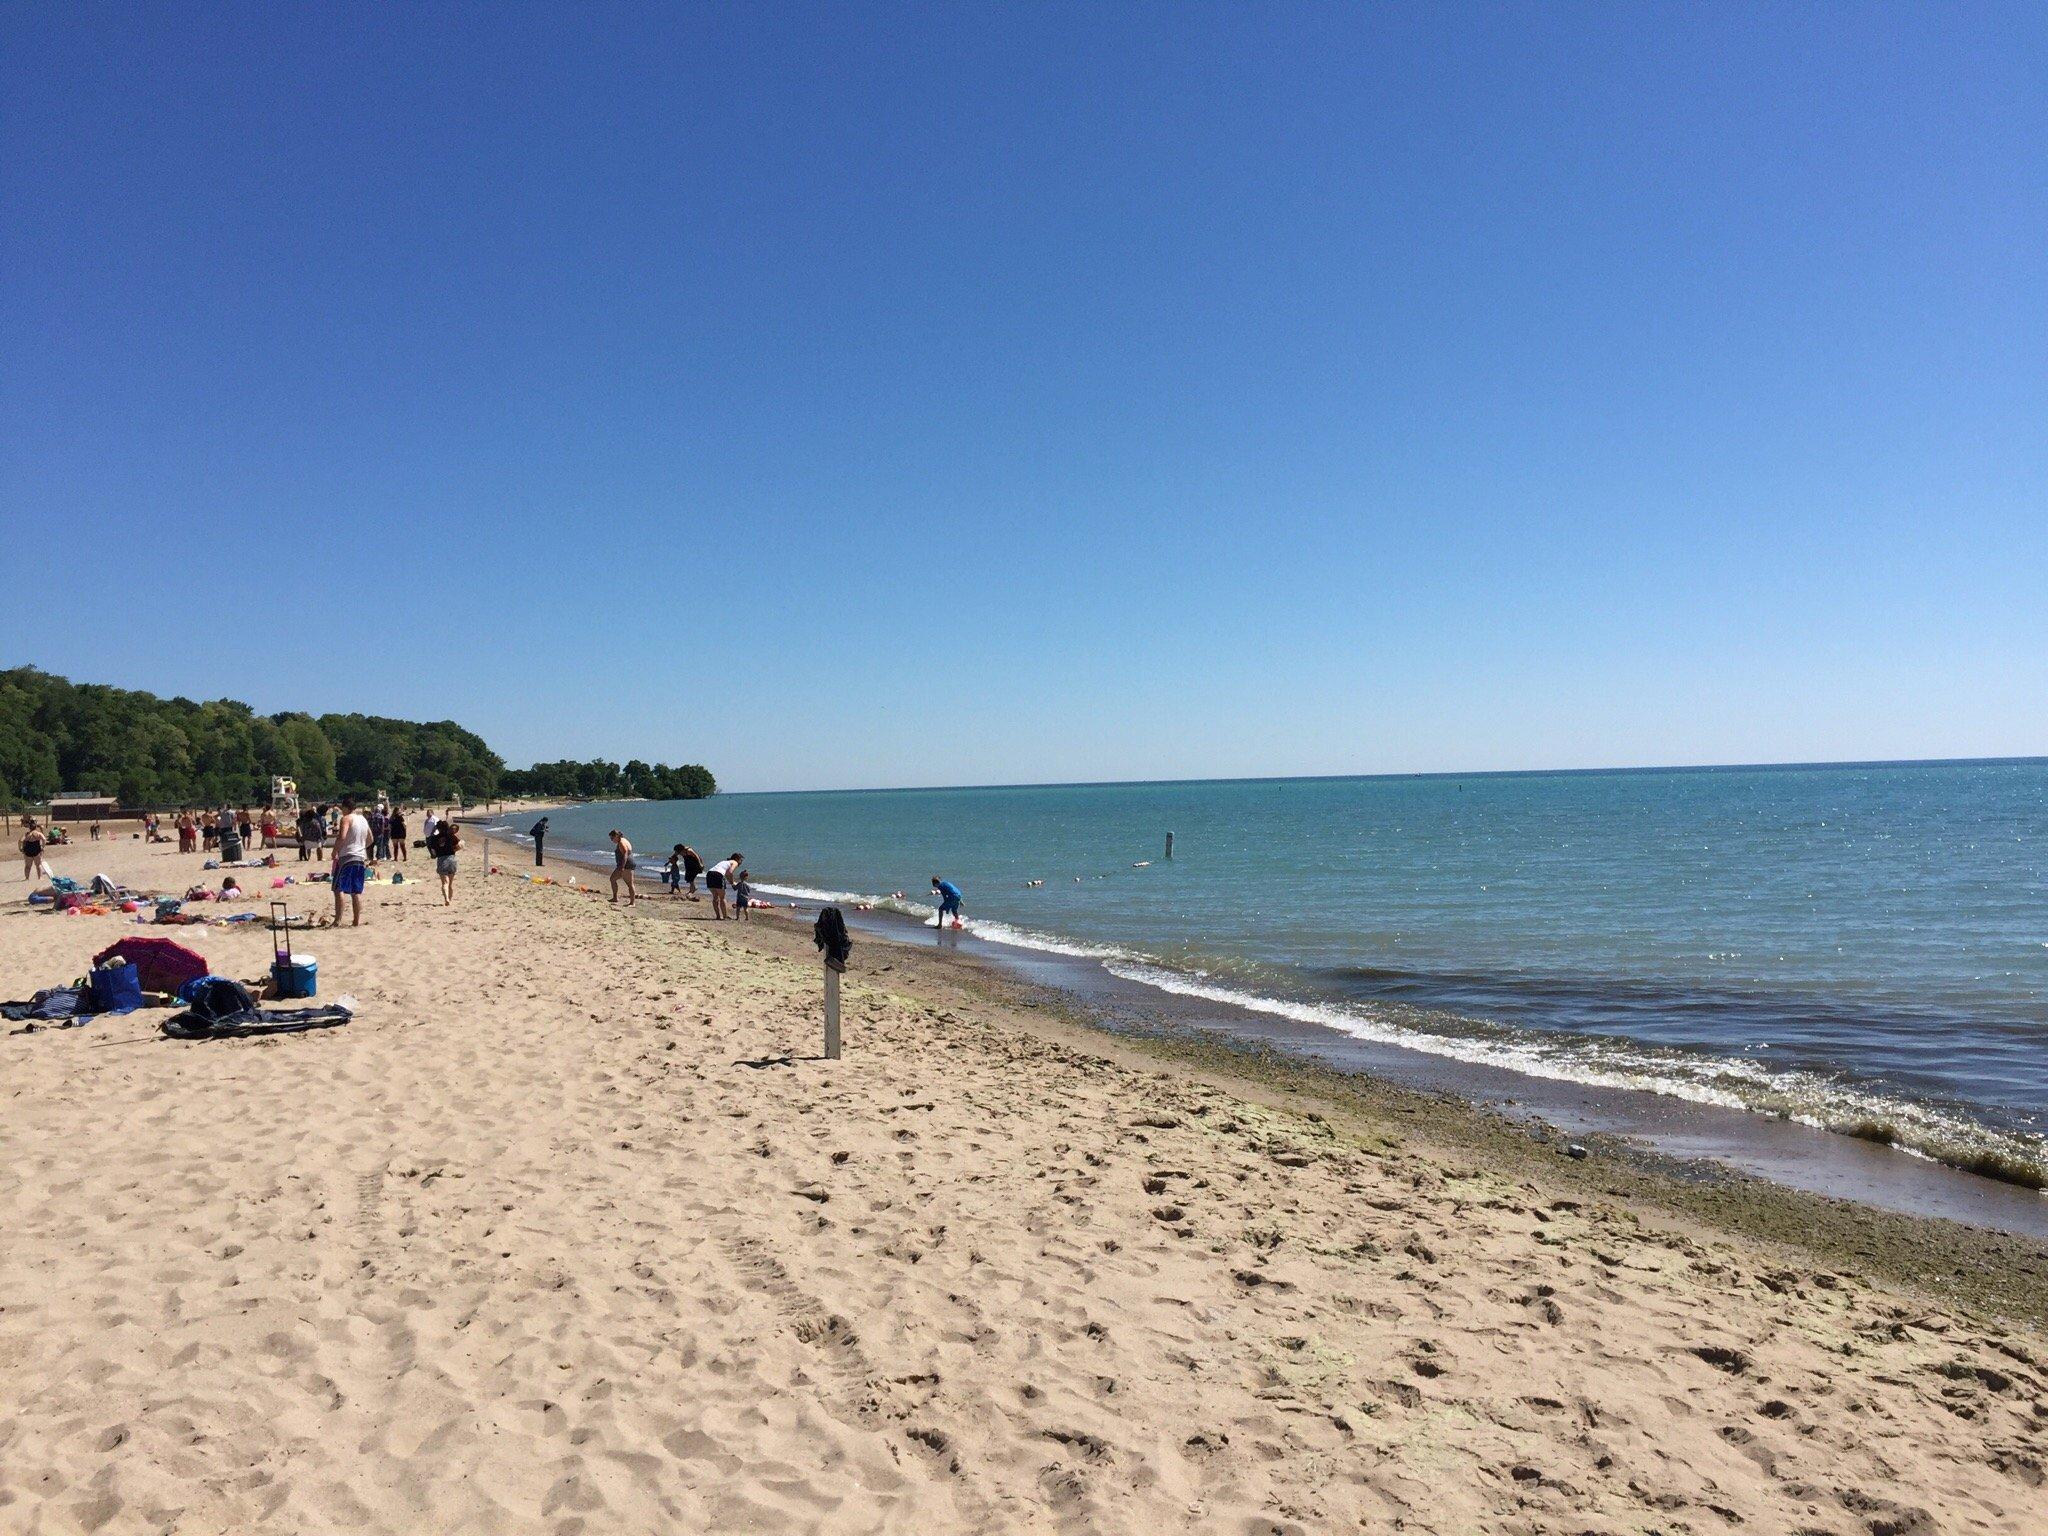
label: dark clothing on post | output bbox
[814,906,853,971]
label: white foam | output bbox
[667,872,2045,1187]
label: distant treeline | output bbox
[504,759,715,802]
[0,668,715,809]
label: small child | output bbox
[663,845,686,898]
[219,876,243,900]
[732,868,753,920]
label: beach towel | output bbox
[2,986,96,1024]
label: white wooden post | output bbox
[824,964,841,1060]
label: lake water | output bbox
[486,761,2047,1191]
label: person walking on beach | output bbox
[662,845,686,898]
[932,875,964,929]
[680,844,703,899]
[428,815,461,904]
[331,798,372,927]
[387,804,408,861]
[608,829,637,905]
[531,815,550,866]
[706,852,740,919]
[19,818,49,882]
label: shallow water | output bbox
[490,760,2048,1188]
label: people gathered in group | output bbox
[28,795,798,940]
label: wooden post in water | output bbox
[482,835,492,875]
[823,964,842,1060]
[1165,830,1174,860]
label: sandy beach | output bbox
[3,827,2044,1534]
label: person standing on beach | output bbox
[19,818,49,882]
[369,803,391,862]
[428,815,461,904]
[680,844,703,899]
[331,798,372,927]
[662,845,686,898]
[932,876,964,929]
[608,829,637,905]
[387,804,408,861]
[732,866,754,920]
[531,816,550,866]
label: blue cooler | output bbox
[273,955,318,998]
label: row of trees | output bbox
[0,668,715,809]
[502,758,716,801]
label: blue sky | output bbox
[5,3,2043,790]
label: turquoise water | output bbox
[490,761,2048,1185]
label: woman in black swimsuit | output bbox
[20,819,49,882]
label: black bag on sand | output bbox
[813,906,852,971]
[163,976,353,1040]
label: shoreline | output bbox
[511,837,2048,1322]
[500,820,2048,1245]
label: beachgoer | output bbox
[706,852,740,920]
[237,809,253,847]
[932,876,964,929]
[387,805,408,861]
[370,804,391,862]
[20,818,49,882]
[315,806,332,858]
[331,798,372,927]
[733,867,753,920]
[89,820,101,841]
[259,810,277,849]
[680,844,703,898]
[201,810,218,851]
[608,829,637,905]
[428,815,461,904]
[531,816,550,866]
[219,875,242,900]
[663,845,686,897]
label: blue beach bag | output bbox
[88,961,145,1014]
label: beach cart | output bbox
[270,901,317,998]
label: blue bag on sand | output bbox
[88,961,144,1014]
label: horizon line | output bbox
[707,753,2048,799]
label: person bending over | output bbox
[932,876,964,929]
